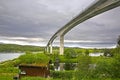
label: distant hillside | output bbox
[0,44,45,52]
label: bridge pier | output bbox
[46,46,49,53]
[50,43,53,54]
[60,35,64,55]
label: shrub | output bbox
[64,63,77,70]
[112,53,120,78]
[50,71,74,79]
[75,55,92,79]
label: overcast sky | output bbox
[0,0,120,48]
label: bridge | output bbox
[46,0,120,55]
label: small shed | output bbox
[19,64,50,78]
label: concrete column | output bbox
[60,35,64,55]
[46,46,49,53]
[50,43,53,54]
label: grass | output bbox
[0,49,120,80]
[0,73,17,80]
[21,77,47,80]
[0,66,18,80]
[0,67,18,73]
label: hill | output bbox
[0,44,44,52]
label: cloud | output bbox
[0,0,120,48]
[0,0,70,38]
[65,7,120,43]
[0,36,46,46]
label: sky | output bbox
[0,0,120,48]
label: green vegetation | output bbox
[0,44,44,52]
[0,45,120,80]
[0,52,50,67]
[0,52,50,80]
[75,55,92,79]
[19,53,50,64]
[21,77,62,80]
[0,66,18,80]
[50,71,74,79]
[21,77,47,80]
[49,47,120,80]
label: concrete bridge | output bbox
[46,0,120,55]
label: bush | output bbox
[50,71,74,79]
[64,63,77,70]
[92,59,113,79]
[112,53,120,78]
[75,55,92,79]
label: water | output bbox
[0,53,24,62]
[89,53,104,57]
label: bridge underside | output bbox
[46,0,120,55]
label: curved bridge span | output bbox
[46,0,120,55]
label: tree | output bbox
[63,48,77,70]
[85,49,89,56]
[64,48,76,59]
[104,49,113,57]
[117,35,120,47]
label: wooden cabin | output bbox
[19,64,50,78]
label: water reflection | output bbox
[0,53,24,62]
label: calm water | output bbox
[0,53,24,62]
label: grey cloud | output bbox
[0,0,120,47]
[0,0,71,39]
[65,7,120,43]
